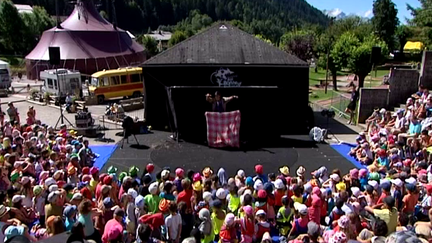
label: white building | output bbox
[145,30,172,51]
[14,4,33,14]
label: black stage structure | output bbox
[142,23,311,143]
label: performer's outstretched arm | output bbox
[223,95,238,104]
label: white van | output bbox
[40,69,82,97]
[0,60,11,89]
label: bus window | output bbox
[47,79,54,88]
[120,75,127,84]
[111,76,120,85]
[54,79,58,89]
[100,77,109,86]
[131,74,141,83]
[91,77,99,86]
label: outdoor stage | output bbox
[104,130,358,177]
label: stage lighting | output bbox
[309,126,327,143]
[317,108,340,143]
[321,109,336,118]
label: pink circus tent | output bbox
[25,0,145,80]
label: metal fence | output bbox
[310,90,357,125]
[309,101,326,112]
[330,91,352,120]
[92,108,145,130]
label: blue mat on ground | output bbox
[330,143,366,169]
[89,144,118,169]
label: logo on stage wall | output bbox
[210,68,242,87]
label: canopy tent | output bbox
[25,0,145,80]
[404,41,425,51]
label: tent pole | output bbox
[114,56,120,67]
[105,57,110,70]
[55,0,60,28]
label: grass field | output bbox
[369,69,390,78]
[309,68,349,86]
[309,68,389,92]
[309,67,389,124]
[309,69,327,86]
[309,89,336,102]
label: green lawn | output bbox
[370,69,390,78]
[364,69,389,87]
[310,68,389,89]
[309,69,327,86]
[309,89,335,102]
[309,68,350,86]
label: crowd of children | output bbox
[1,90,432,243]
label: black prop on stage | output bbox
[105,131,355,176]
[167,86,283,142]
[121,116,141,149]
[142,65,311,143]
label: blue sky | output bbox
[306,0,421,23]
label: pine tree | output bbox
[372,0,399,52]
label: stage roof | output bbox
[143,23,308,66]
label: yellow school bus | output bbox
[89,67,144,104]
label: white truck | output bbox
[40,69,82,97]
[0,60,11,90]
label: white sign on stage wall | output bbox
[210,68,242,87]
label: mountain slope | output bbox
[12,0,329,41]
[323,9,347,19]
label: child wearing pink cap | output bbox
[345,168,361,189]
[219,213,238,243]
[238,205,255,243]
[174,168,184,192]
[309,187,322,224]
[359,169,368,191]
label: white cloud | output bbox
[329,8,343,17]
[364,9,373,18]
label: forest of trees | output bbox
[11,0,330,43]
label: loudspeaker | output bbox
[48,47,60,65]
[370,46,381,64]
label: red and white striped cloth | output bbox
[205,110,241,148]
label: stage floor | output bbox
[104,131,356,177]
